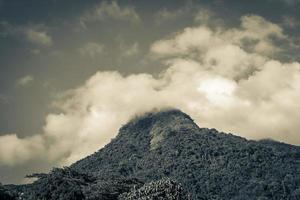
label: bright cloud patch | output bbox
[198,78,237,106]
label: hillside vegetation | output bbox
[2,109,300,199]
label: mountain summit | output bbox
[4,109,300,199]
[116,109,199,150]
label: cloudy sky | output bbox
[1,0,300,184]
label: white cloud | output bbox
[151,26,215,57]
[79,42,104,58]
[151,14,285,58]
[80,1,140,28]
[16,75,34,87]
[1,14,300,175]
[0,134,45,166]
[197,77,237,106]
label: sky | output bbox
[1,0,300,184]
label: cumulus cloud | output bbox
[80,1,140,28]
[0,134,45,166]
[1,14,300,180]
[79,42,104,58]
[151,14,285,58]
[16,75,34,87]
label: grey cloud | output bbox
[281,15,299,28]
[154,7,188,25]
[16,75,34,87]
[80,1,141,28]
[194,8,215,24]
[0,94,11,105]
[268,0,300,5]
[0,22,53,47]
[281,0,300,5]
[154,3,215,26]
[120,42,139,57]
[25,29,52,47]
[79,42,105,58]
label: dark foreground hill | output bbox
[2,109,300,199]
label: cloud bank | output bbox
[1,14,300,180]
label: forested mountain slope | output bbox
[72,109,300,199]
[2,109,300,199]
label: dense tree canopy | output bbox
[0,183,15,200]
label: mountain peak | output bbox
[120,108,198,132]
[118,108,199,149]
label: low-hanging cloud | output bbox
[1,14,300,181]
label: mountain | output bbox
[2,109,300,200]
